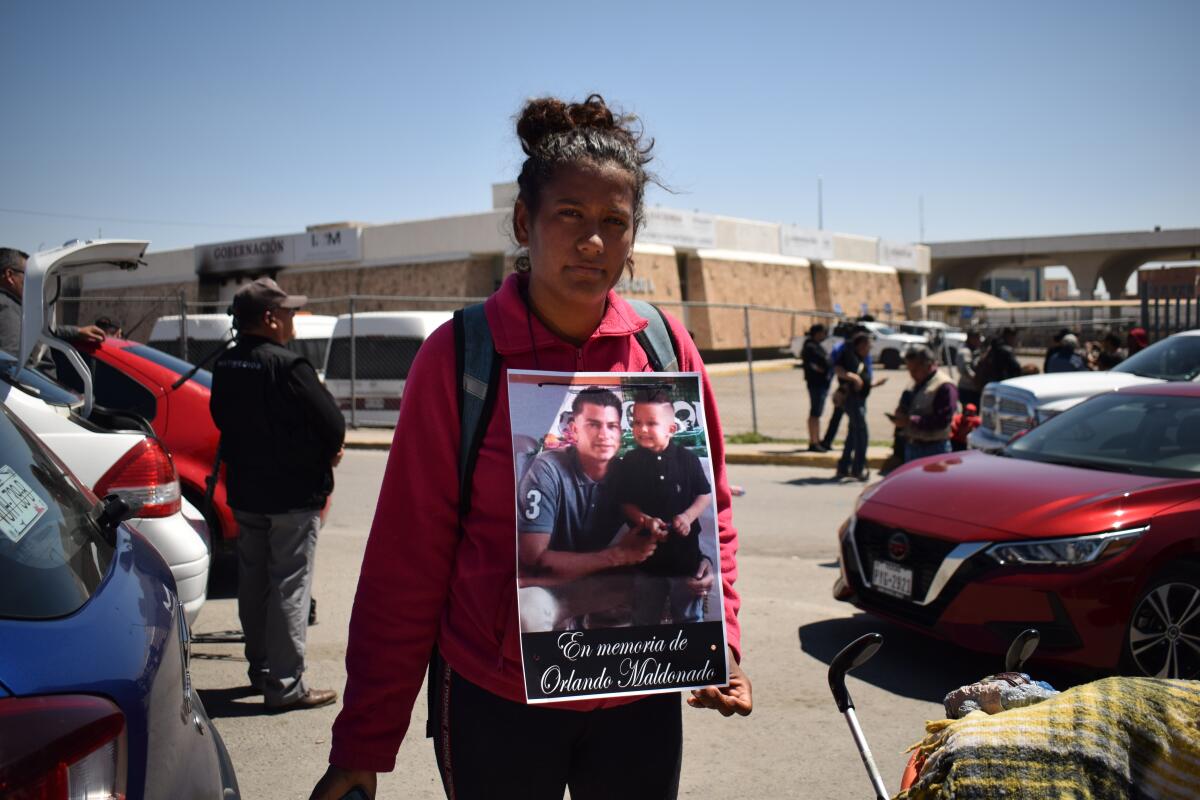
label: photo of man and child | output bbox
[509,372,724,636]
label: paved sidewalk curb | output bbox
[724,451,888,469]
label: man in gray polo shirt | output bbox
[517,386,658,631]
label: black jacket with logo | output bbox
[210,335,345,514]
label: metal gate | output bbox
[1140,267,1198,341]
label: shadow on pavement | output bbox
[192,629,246,645]
[197,686,266,719]
[798,615,1086,704]
[783,476,843,486]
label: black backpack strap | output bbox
[626,299,680,372]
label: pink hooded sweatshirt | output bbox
[329,273,742,771]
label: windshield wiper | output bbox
[1036,456,1135,474]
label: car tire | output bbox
[881,349,901,370]
[1123,564,1200,679]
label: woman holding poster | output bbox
[311,95,751,800]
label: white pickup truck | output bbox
[968,329,1200,452]
[790,320,927,369]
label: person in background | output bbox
[820,324,872,451]
[879,387,913,476]
[1,247,107,359]
[981,327,1023,387]
[1043,328,1072,373]
[210,277,345,713]
[94,316,123,338]
[955,329,983,409]
[1045,333,1086,373]
[894,345,958,462]
[801,323,831,452]
[1093,332,1126,370]
[950,403,981,451]
[834,332,885,481]
[1127,327,1148,356]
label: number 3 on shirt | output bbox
[523,489,543,520]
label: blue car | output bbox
[0,403,238,798]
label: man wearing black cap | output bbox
[210,277,345,712]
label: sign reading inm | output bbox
[195,228,361,275]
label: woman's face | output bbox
[514,161,636,310]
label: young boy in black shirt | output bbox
[611,387,713,624]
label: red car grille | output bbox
[853,518,958,601]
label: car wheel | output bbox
[1124,567,1200,679]
[881,349,901,370]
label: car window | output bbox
[325,337,424,381]
[126,344,213,390]
[93,361,158,421]
[1007,393,1200,478]
[1113,335,1200,381]
[0,405,114,619]
[0,357,83,408]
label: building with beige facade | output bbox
[71,183,930,356]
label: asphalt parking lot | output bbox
[190,453,1082,799]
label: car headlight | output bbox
[986,526,1148,566]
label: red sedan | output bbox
[835,383,1200,678]
[72,338,238,550]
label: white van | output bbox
[323,311,452,426]
[148,312,337,372]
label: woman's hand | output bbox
[688,648,752,717]
[308,766,377,800]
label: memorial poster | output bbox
[508,370,728,703]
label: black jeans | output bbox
[821,405,844,448]
[431,661,682,800]
[837,396,868,475]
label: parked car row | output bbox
[968,328,1200,451]
[0,240,240,796]
[837,329,1200,680]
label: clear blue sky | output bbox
[4,0,1197,274]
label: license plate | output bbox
[871,560,913,599]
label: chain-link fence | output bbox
[55,291,1185,440]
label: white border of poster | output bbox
[508,369,730,703]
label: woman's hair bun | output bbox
[516,94,625,155]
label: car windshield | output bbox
[0,355,83,407]
[126,344,213,390]
[1006,392,1200,478]
[0,404,114,619]
[870,325,896,336]
[1112,334,1200,381]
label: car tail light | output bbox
[94,438,181,518]
[0,694,127,799]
